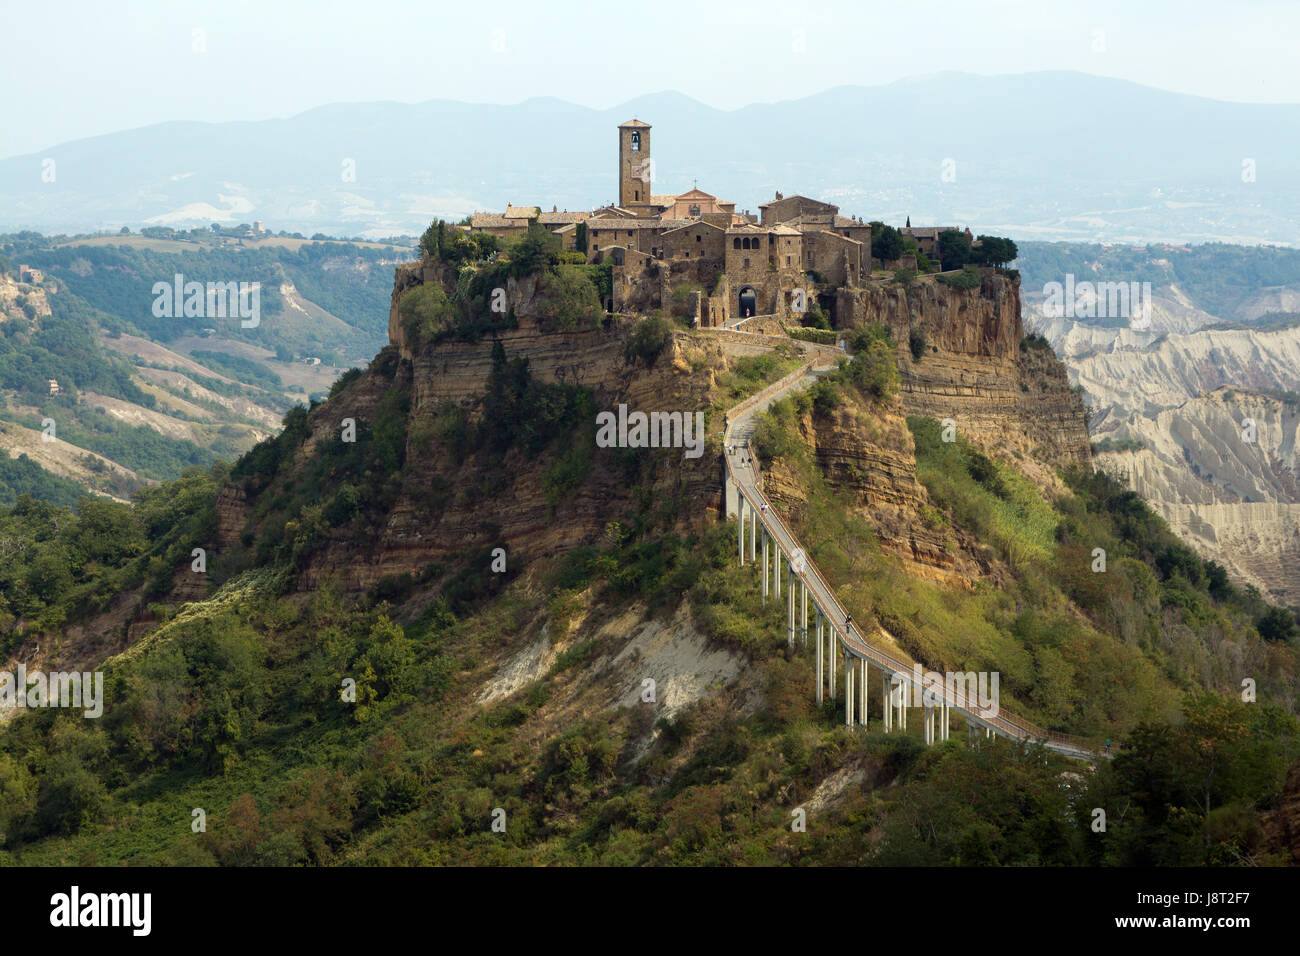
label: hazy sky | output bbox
[2,0,1296,159]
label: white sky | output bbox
[2,0,1296,158]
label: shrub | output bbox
[398,284,455,345]
[842,324,898,401]
[908,328,926,362]
[625,314,673,366]
[538,265,601,332]
[937,266,981,290]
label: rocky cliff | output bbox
[836,273,1092,481]
[204,264,1098,596]
[221,264,741,592]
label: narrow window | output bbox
[630,131,640,151]
[733,238,741,249]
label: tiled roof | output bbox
[726,223,802,236]
[904,226,965,239]
[619,119,651,128]
[537,211,589,224]
[588,218,688,231]
[805,229,861,246]
[758,193,833,208]
[470,214,526,228]
[660,220,724,237]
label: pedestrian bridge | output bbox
[717,343,1102,762]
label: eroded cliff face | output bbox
[761,390,1000,587]
[836,273,1091,482]
[221,303,734,593]
[1097,390,1300,605]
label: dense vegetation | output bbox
[0,467,223,643]
[401,222,607,349]
[0,455,88,510]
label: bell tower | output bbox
[618,119,652,212]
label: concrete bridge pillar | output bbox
[749,505,757,563]
[828,629,836,700]
[786,567,794,647]
[858,655,868,728]
[882,673,892,731]
[815,610,824,706]
[800,580,808,648]
[844,653,854,728]
[761,531,768,606]
[924,702,934,745]
[774,545,781,599]
[737,497,745,565]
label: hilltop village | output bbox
[463,119,981,326]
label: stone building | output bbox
[661,220,725,261]
[903,225,973,259]
[459,117,921,325]
[758,192,838,226]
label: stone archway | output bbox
[738,286,757,318]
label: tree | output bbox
[398,284,455,345]
[972,235,1018,268]
[507,221,560,276]
[870,223,903,263]
[1257,606,1299,643]
[938,229,971,271]
[908,327,926,362]
[0,753,36,845]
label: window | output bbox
[630,131,640,151]
[733,238,741,249]
[634,191,639,202]
[743,258,750,268]
[696,234,702,242]
[786,256,791,266]
[689,204,701,217]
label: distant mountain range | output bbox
[4,72,1298,244]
